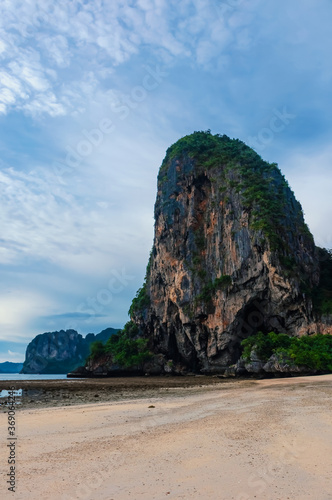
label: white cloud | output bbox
[0,114,161,277]
[8,350,21,357]
[284,147,332,249]
[0,87,16,105]
[0,351,24,363]
[37,34,71,68]
[0,290,53,342]
[0,167,105,269]
[0,38,6,54]
[9,59,50,92]
[0,71,25,95]
[22,92,66,117]
[0,0,254,117]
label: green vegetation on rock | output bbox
[195,275,232,306]
[128,250,152,317]
[158,130,312,256]
[159,130,244,171]
[88,321,152,369]
[128,285,150,317]
[241,331,332,371]
[89,340,106,361]
[312,248,332,315]
[105,321,152,368]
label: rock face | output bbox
[131,132,322,374]
[224,353,316,378]
[21,328,118,374]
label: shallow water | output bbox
[0,374,68,398]
[0,373,68,381]
[0,388,22,398]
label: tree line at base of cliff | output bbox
[242,331,332,370]
[86,328,332,377]
[87,321,152,369]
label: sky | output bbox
[0,0,332,363]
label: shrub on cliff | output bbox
[312,248,332,315]
[194,275,232,306]
[128,285,150,316]
[88,322,152,369]
[241,332,332,371]
[89,340,106,360]
[128,250,152,317]
[105,321,152,369]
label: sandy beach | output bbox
[1,374,332,500]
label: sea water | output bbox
[0,374,68,381]
[0,374,70,398]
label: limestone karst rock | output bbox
[21,328,119,374]
[130,131,322,374]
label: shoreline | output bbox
[0,374,331,499]
[0,375,230,410]
[1,372,331,410]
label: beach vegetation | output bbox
[241,331,332,371]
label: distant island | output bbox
[20,328,119,374]
[0,361,23,373]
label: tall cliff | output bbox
[21,328,119,374]
[130,131,322,374]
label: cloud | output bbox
[0,110,165,342]
[42,312,107,320]
[0,72,26,96]
[0,38,6,54]
[0,156,154,278]
[0,340,27,363]
[9,60,50,92]
[0,164,121,271]
[37,34,71,69]
[0,289,54,342]
[22,92,66,117]
[0,0,262,117]
[284,146,332,249]
[8,350,21,357]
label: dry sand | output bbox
[1,374,332,500]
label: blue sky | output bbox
[0,0,332,362]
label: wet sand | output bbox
[0,376,225,409]
[1,375,332,499]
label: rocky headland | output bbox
[80,131,332,377]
